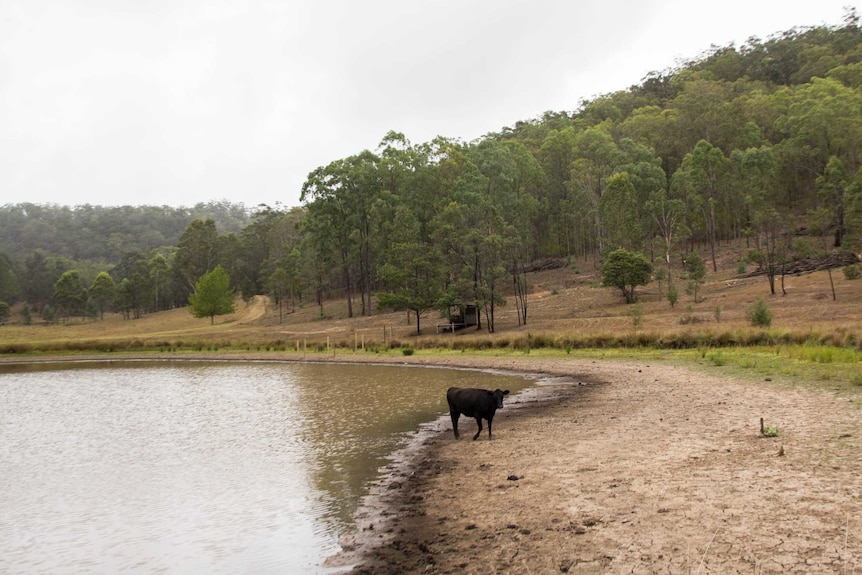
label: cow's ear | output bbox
[503,390,510,395]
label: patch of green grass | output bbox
[707,351,727,366]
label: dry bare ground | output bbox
[327,355,862,575]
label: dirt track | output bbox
[329,356,861,574]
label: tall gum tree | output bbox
[776,77,862,215]
[672,140,729,271]
[645,188,687,287]
[301,150,382,317]
[174,218,220,293]
[569,124,622,257]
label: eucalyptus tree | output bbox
[612,139,667,250]
[0,253,19,305]
[619,105,683,186]
[174,218,220,294]
[377,205,445,334]
[472,138,542,326]
[113,251,153,318]
[376,133,441,270]
[279,247,304,313]
[147,252,172,311]
[667,75,742,153]
[89,271,116,319]
[645,188,687,287]
[599,173,642,253]
[237,206,304,297]
[671,140,729,271]
[265,244,305,322]
[267,267,290,323]
[729,145,781,250]
[454,137,542,332]
[427,138,513,332]
[775,77,862,215]
[53,270,86,322]
[216,232,247,299]
[499,140,542,323]
[737,150,789,295]
[569,124,622,256]
[301,150,382,317]
[431,141,488,326]
[749,204,793,295]
[537,127,577,255]
[298,217,336,317]
[237,207,281,294]
[815,156,860,248]
[21,251,58,313]
[808,207,840,300]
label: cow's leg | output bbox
[449,409,461,440]
[472,417,483,441]
[487,415,494,440]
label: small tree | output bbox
[189,265,237,325]
[685,253,707,303]
[602,249,653,304]
[0,301,9,325]
[667,284,679,308]
[630,302,644,330]
[653,267,667,299]
[20,304,32,325]
[747,297,772,328]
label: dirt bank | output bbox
[327,355,861,574]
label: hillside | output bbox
[3,240,861,355]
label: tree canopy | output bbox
[188,265,236,324]
[2,14,862,323]
[601,249,654,304]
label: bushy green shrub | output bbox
[843,264,860,280]
[667,285,679,308]
[747,297,772,328]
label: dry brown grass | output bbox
[2,244,862,354]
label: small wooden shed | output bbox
[436,304,479,333]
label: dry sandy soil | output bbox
[323,355,862,575]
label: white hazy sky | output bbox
[0,1,853,209]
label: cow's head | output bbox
[491,388,510,408]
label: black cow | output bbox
[446,387,510,440]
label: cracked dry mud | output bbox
[332,357,861,575]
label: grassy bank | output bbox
[3,262,862,393]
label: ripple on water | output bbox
[0,361,534,573]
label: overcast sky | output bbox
[0,1,853,210]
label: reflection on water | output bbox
[0,361,531,574]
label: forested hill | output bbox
[0,201,252,263]
[2,13,862,328]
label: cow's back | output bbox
[447,387,491,418]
